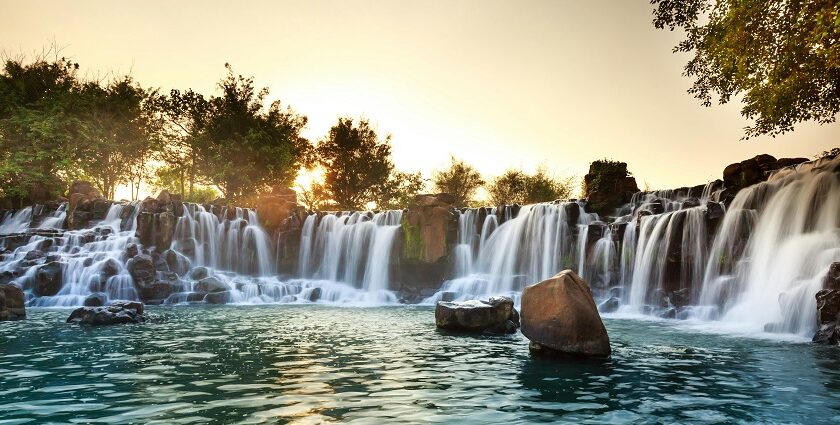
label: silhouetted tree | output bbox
[652,0,840,138]
[432,156,484,207]
[315,118,396,210]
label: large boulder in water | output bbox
[435,296,520,334]
[66,301,147,325]
[34,261,63,296]
[521,270,611,358]
[163,249,191,276]
[0,283,26,320]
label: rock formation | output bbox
[435,296,520,334]
[66,301,148,325]
[0,283,26,320]
[521,270,611,357]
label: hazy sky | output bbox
[2,0,838,196]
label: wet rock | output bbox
[435,296,519,334]
[163,249,191,276]
[157,211,177,249]
[23,250,45,261]
[598,297,620,313]
[521,270,611,358]
[670,288,691,308]
[189,266,210,281]
[196,276,228,294]
[813,289,840,345]
[127,254,156,287]
[137,282,174,302]
[83,292,108,307]
[307,287,322,302]
[824,262,840,289]
[35,261,63,296]
[439,291,457,302]
[0,283,26,320]
[204,291,230,304]
[125,243,139,259]
[100,258,122,278]
[66,301,146,325]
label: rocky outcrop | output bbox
[435,296,520,334]
[136,191,184,250]
[66,301,148,325]
[397,194,457,297]
[0,283,26,320]
[720,155,809,204]
[583,161,638,216]
[195,276,228,294]
[34,261,63,296]
[66,181,111,230]
[521,270,611,358]
[813,289,840,345]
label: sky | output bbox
[1,0,838,199]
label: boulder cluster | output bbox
[814,263,840,345]
[67,301,148,325]
[0,283,26,320]
[435,270,612,359]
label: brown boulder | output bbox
[0,283,26,320]
[401,194,456,263]
[521,270,611,358]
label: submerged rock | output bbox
[435,296,519,334]
[0,283,26,320]
[598,297,620,313]
[521,270,611,358]
[66,301,147,325]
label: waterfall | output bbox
[0,207,33,234]
[290,210,403,303]
[694,157,840,336]
[37,203,68,229]
[428,202,597,303]
[171,204,274,276]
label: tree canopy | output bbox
[652,0,840,138]
[432,156,485,207]
[487,168,575,206]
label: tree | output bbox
[376,171,426,210]
[76,77,157,200]
[193,65,311,201]
[651,0,840,138]
[0,55,84,204]
[150,165,219,203]
[487,168,576,205]
[297,182,330,211]
[315,118,395,210]
[432,156,485,207]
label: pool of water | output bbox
[2,306,840,424]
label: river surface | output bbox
[1,306,840,424]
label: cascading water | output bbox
[428,202,597,304]
[0,207,33,234]
[291,210,404,304]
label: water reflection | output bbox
[1,306,840,423]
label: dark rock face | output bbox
[0,283,26,320]
[598,297,620,313]
[137,282,174,303]
[435,296,520,334]
[307,287,322,302]
[824,262,840,289]
[189,266,210,281]
[813,289,840,345]
[127,254,156,287]
[35,261,63,296]
[583,161,638,216]
[83,292,108,307]
[521,270,611,358]
[163,249,191,276]
[66,301,147,325]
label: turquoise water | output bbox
[1,306,840,424]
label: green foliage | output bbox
[432,156,485,207]
[315,118,423,210]
[487,168,575,205]
[582,159,629,198]
[652,0,840,139]
[150,166,219,203]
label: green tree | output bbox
[315,118,396,210]
[196,64,311,201]
[376,171,426,210]
[488,168,575,205]
[432,156,485,207]
[0,56,84,204]
[652,0,840,138]
[151,165,219,203]
[76,77,157,200]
